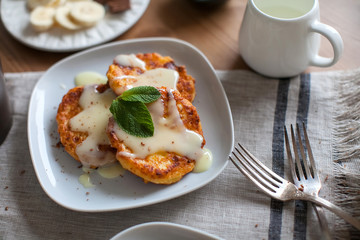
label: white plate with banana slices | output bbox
[0,0,150,52]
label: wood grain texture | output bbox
[0,0,359,73]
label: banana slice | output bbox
[55,5,83,30]
[30,6,56,31]
[70,1,105,27]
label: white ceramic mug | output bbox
[239,0,343,78]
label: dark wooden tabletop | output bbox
[1,0,359,73]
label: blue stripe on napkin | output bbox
[293,73,311,240]
[268,79,290,240]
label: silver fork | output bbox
[284,123,331,240]
[229,142,360,230]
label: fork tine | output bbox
[284,126,299,182]
[229,154,279,197]
[234,146,282,187]
[237,143,285,183]
[290,124,305,180]
[296,123,312,179]
[302,122,318,178]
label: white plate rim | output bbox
[27,37,234,212]
[110,221,224,240]
[0,0,150,52]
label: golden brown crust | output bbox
[106,52,196,102]
[170,88,205,147]
[57,86,86,162]
[56,84,116,167]
[107,88,205,184]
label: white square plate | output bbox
[28,37,234,212]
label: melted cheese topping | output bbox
[70,85,117,167]
[74,71,107,86]
[114,54,146,70]
[78,164,124,188]
[113,68,179,95]
[112,54,179,95]
[193,148,212,172]
[114,90,205,161]
[97,164,125,179]
[79,173,95,188]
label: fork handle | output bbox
[312,204,332,240]
[306,194,360,230]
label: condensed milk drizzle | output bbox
[114,54,146,70]
[114,68,179,94]
[112,54,179,95]
[114,89,209,166]
[70,85,117,167]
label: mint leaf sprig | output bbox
[109,86,161,138]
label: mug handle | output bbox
[309,21,344,67]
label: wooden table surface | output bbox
[1,0,359,73]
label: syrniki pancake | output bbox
[106,53,196,102]
[56,84,117,168]
[107,87,206,184]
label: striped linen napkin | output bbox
[221,69,360,240]
[0,69,359,239]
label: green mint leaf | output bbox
[110,99,154,138]
[120,86,161,103]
